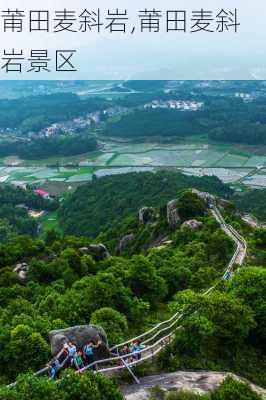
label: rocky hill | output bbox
[58,170,232,238]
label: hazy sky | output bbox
[0,0,265,79]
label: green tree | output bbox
[90,307,128,345]
[164,290,255,366]
[211,376,262,400]
[60,248,85,277]
[0,268,19,287]
[57,370,123,400]
[228,267,266,344]
[45,229,60,246]
[177,192,206,222]
[158,263,192,298]
[7,324,49,376]
[52,273,134,326]
[0,219,14,243]
[0,370,123,400]
[128,255,168,306]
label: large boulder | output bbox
[13,262,29,281]
[191,189,215,206]
[49,325,109,357]
[181,219,203,230]
[148,235,170,249]
[118,234,135,254]
[139,207,156,225]
[167,200,180,229]
[79,244,110,260]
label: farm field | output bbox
[0,141,266,193]
[40,211,61,237]
[242,169,266,188]
[182,168,253,183]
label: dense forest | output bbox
[0,134,98,159]
[104,109,205,138]
[59,171,232,237]
[235,189,266,222]
[104,96,266,145]
[0,192,233,379]
[0,184,264,398]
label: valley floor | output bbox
[1,141,266,196]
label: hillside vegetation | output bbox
[0,185,264,391]
[0,134,98,159]
[0,173,265,398]
[0,94,108,132]
[0,186,57,242]
[235,189,266,222]
[104,96,266,145]
[59,171,232,237]
[104,109,204,138]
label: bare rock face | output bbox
[49,325,109,357]
[123,371,266,400]
[167,200,180,229]
[181,219,203,230]
[139,207,156,225]
[79,247,89,254]
[191,189,215,205]
[13,262,29,281]
[79,244,110,260]
[118,234,135,254]
[148,236,172,251]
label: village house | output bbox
[34,188,50,199]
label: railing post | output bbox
[151,347,154,362]
[121,358,140,384]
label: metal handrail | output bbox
[110,207,246,354]
[76,206,247,375]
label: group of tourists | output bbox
[119,340,145,364]
[47,338,146,379]
[47,340,102,379]
[224,270,232,280]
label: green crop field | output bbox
[40,211,61,237]
[1,141,266,191]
